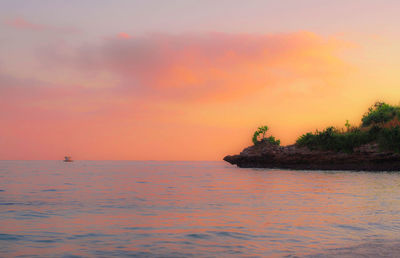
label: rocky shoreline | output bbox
[223,141,400,171]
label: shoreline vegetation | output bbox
[296,102,400,153]
[224,102,400,171]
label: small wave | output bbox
[99,204,138,209]
[305,239,400,257]
[139,213,157,216]
[34,239,61,243]
[19,212,50,219]
[335,224,367,231]
[67,233,112,240]
[0,233,24,241]
[209,231,252,240]
[0,202,16,205]
[61,255,84,258]
[90,250,165,258]
[186,233,212,239]
[125,227,155,231]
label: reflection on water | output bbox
[1,161,400,257]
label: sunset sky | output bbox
[1,0,400,160]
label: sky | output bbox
[1,0,400,160]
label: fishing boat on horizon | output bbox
[64,156,73,162]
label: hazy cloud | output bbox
[40,31,352,101]
[5,17,80,34]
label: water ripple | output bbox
[1,161,400,257]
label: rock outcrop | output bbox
[223,142,400,171]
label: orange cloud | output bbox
[41,31,351,102]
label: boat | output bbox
[64,156,73,162]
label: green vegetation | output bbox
[296,101,400,153]
[252,125,280,146]
[378,126,400,153]
[296,126,374,152]
[361,101,400,127]
[345,120,351,131]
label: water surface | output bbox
[1,161,400,257]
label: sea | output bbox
[1,161,400,257]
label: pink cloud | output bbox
[5,17,45,30]
[117,32,131,39]
[0,70,167,122]
[5,17,80,34]
[40,31,352,101]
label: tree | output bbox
[252,125,280,146]
[258,125,269,139]
[252,126,269,144]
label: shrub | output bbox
[264,136,281,146]
[361,102,400,127]
[378,126,400,152]
[296,126,373,152]
[295,102,400,152]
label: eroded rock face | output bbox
[223,142,400,171]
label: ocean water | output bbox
[1,161,400,257]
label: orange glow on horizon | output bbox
[1,31,400,160]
